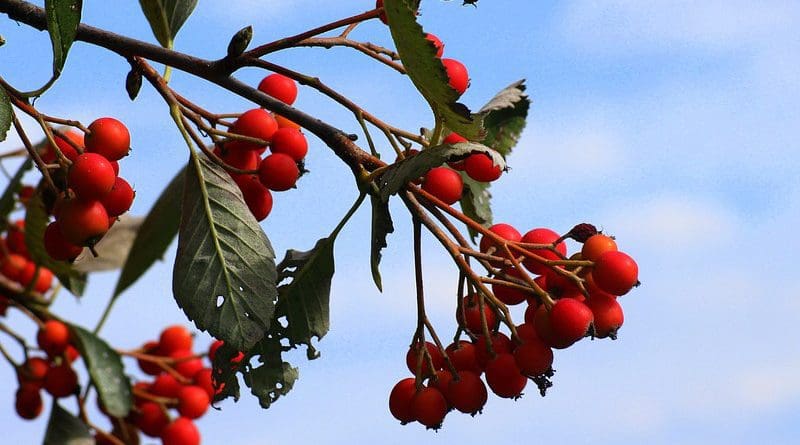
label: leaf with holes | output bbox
[378,141,504,201]
[383,0,484,140]
[45,0,82,76]
[69,324,132,418]
[370,195,394,292]
[24,192,87,296]
[479,80,530,157]
[139,0,198,48]
[173,153,277,352]
[0,86,11,142]
[244,337,298,409]
[43,402,92,445]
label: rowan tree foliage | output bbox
[0,1,640,443]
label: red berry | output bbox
[19,262,53,293]
[514,338,554,376]
[161,417,201,445]
[137,341,163,376]
[44,363,78,398]
[171,350,204,379]
[177,385,210,419]
[485,353,527,398]
[581,234,618,261]
[222,148,260,171]
[150,373,182,398]
[441,58,469,95]
[43,130,82,163]
[479,223,522,264]
[592,251,639,296]
[587,293,624,339]
[6,220,28,257]
[136,401,169,437]
[231,109,278,149]
[57,199,109,246]
[101,176,135,217]
[1,254,27,281]
[15,384,43,420]
[258,74,298,105]
[516,322,539,343]
[44,221,83,261]
[388,378,416,423]
[474,332,514,369]
[85,117,131,161]
[422,166,463,205]
[521,228,567,275]
[457,296,498,335]
[274,113,301,130]
[159,325,193,356]
[258,153,299,191]
[68,153,117,200]
[193,368,216,399]
[411,387,448,429]
[445,341,481,374]
[233,174,274,221]
[492,267,528,305]
[270,128,308,161]
[464,153,503,182]
[425,33,444,57]
[18,357,49,388]
[37,320,70,357]
[405,341,444,377]
[447,371,487,414]
[548,298,594,346]
[443,133,467,145]
[430,369,454,403]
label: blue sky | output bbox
[1,1,798,444]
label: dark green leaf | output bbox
[369,195,393,292]
[459,174,492,241]
[243,337,298,409]
[24,192,87,296]
[138,0,198,48]
[44,0,83,76]
[275,237,335,359]
[479,80,530,157]
[383,0,484,140]
[113,167,184,299]
[0,86,11,142]
[378,141,504,201]
[43,402,93,445]
[68,324,132,418]
[0,158,33,232]
[173,154,277,352]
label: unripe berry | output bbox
[258,153,300,191]
[57,199,109,246]
[464,153,502,182]
[101,177,135,217]
[161,417,201,445]
[422,166,463,205]
[258,74,298,105]
[581,234,617,261]
[85,117,131,161]
[68,153,117,200]
[270,127,308,161]
[441,58,469,95]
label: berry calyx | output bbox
[85,117,131,161]
[422,166,463,205]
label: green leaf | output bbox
[0,86,12,142]
[378,142,504,201]
[243,337,298,409]
[113,167,184,299]
[68,324,132,418]
[275,237,335,359]
[0,158,33,233]
[44,0,83,77]
[459,174,492,241]
[383,0,484,140]
[138,0,198,48]
[24,192,87,296]
[369,195,393,292]
[43,402,93,445]
[173,153,277,352]
[479,80,530,157]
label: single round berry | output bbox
[15,384,43,420]
[193,368,216,399]
[445,341,481,374]
[485,353,527,398]
[85,117,131,161]
[258,73,298,105]
[492,267,529,305]
[68,153,117,200]
[442,58,469,95]
[44,221,84,261]
[405,341,444,377]
[388,377,416,423]
[457,296,498,335]
[57,199,110,246]
[43,130,82,163]
[474,332,514,369]
[171,349,204,379]
[150,373,182,398]
[222,148,260,171]
[549,298,594,346]
[430,369,454,403]
[136,401,170,437]
[447,371,487,414]
[464,153,503,182]
[411,387,448,429]
[18,357,49,388]
[161,417,201,445]
[258,153,300,191]
[177,385,211,419]
[479,223,522,266]
[422,166,463,205]
[1,253,27,281]
[231,109,279,150]
[270,127,308,161]
[521,228,567,275]
[37,320,70,357]
[159,325,193,355]
[425,33,444,57]
[6,220,27,257]
[44,363,78,398]
[592,250,639,296]
[101,176,135,217]
[514,338,554,376]
[233,174,274,221]
[137,341,163,376]
[19,262,53,294]
[582,234,618,261]
[587,293,624,339]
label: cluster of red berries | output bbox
[389,227,638,429]
[42,118,136,260]
[214,73,309,222]
[14,319,81,420]
[0,220,55,301]
[116,325,241,445]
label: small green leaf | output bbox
[369,195,394,292]
[459,174,492,241]
[24,192,87,296]
[113,167,184,299]
[44,0,83,76]
[244,337,298,409]
[43,402,93,445]
[378,142,504,201]
[68,324,132,418]
[479,80,530,157]
[0,86,11,142]
[173,154,277,352]
[139,0,198,48]
[0,158,33,232]
[383,0,484,140]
